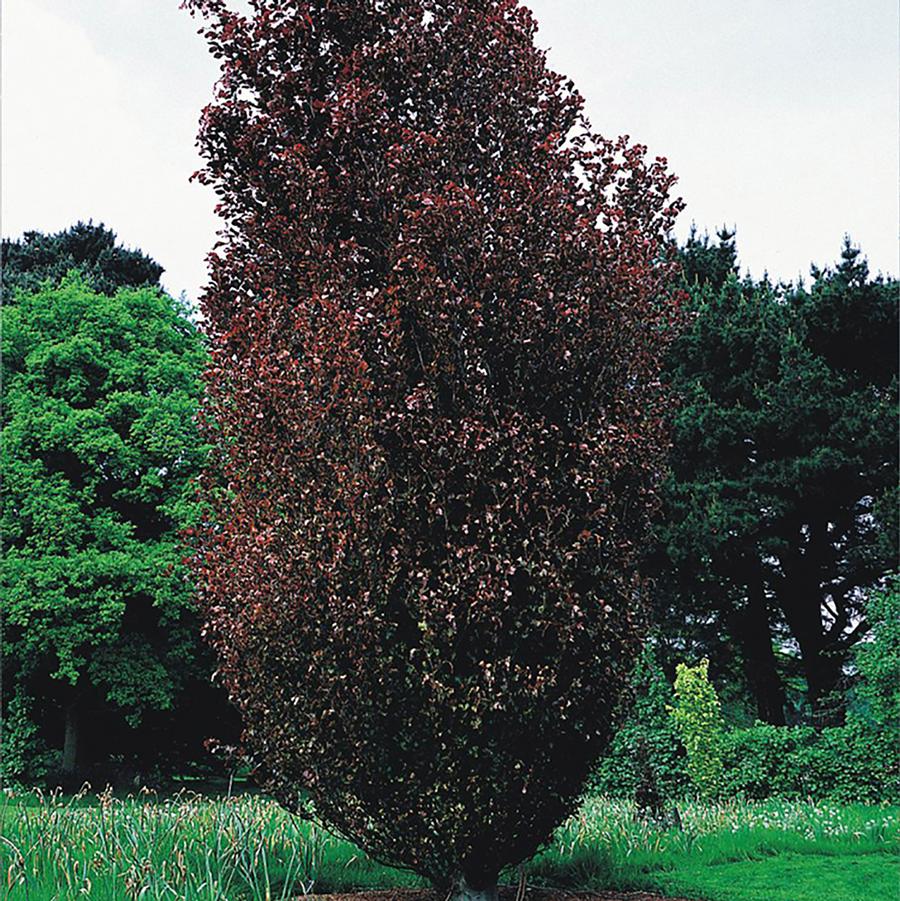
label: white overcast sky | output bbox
[3,0,897,304]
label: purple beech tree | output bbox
[188,1,683,898]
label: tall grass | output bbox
[523,796,899,891]
[1,787,896,900]
[0,786,365,900]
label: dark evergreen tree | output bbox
[655,234,898,725]
[778,241,898,719]
[679,224,739,292]
[2,222,163,302]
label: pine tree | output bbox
[657,234,898,723]
[2,222,163,302]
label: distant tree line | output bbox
[0,222,895,787]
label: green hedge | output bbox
[721,722,899,803]
[594,605,900,806]
[595,721,898,804]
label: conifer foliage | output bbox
[188,1,682,894]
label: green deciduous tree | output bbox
[1,274,211,785]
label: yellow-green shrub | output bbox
[669,659,725,798]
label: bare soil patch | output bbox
[307,889,693,901]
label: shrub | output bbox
[188,1,682,897]
[720,721,899,803]
[669,659,725,798]
[592,645,688,801]
[0,688,57,788]
[851,577,900,730]
[593,643,898,805]
[720,724,818,800]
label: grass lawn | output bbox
[651,853,899,901]
[526,796,899,901]
[1,789,896,900]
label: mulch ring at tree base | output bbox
[304,890,693,901]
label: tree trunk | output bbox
[781,589,846,725]
[776,521,849,726]
[735,579,786,725]
[800,646,846,726]
[450,874,498,901]
[62,699,79,780]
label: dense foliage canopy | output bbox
[851,577,900,730]
[1,274,215,785]
[189,0,682,894]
